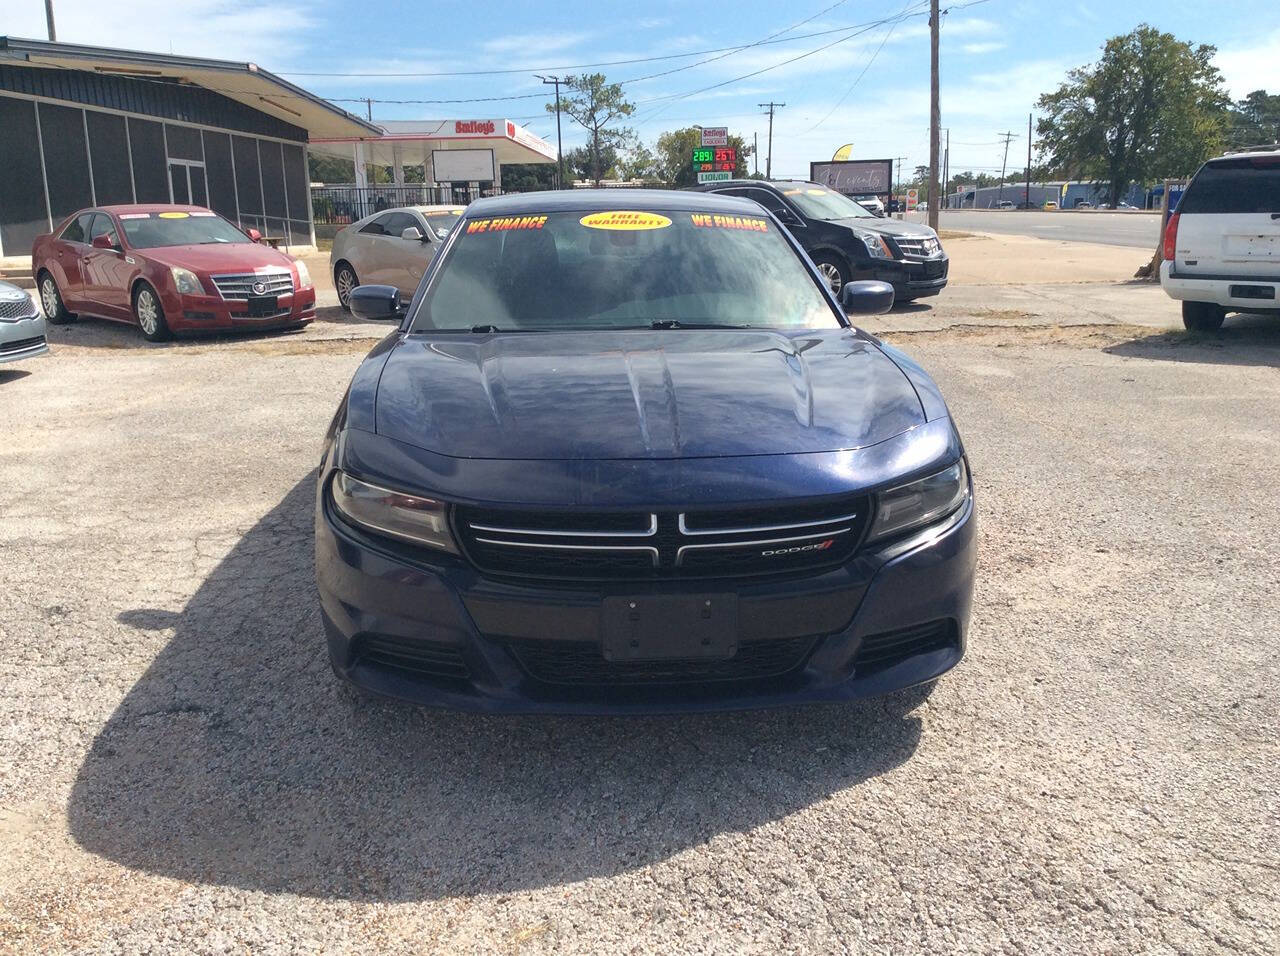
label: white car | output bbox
[853,194,885,217]
[330,205,465,311]
[1160,149,1280,331]
[0,280,47,365]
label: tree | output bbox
[564,145,620,182]
[502,162,560,193]
[308,153,355,184]
[653,127,754,187]
[619,143,661,182]
[1035,25,1229,206]
[1228,90,1280,149]
[550,73,635,186]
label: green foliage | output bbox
[1035,25,1229,205]
[308,153,355,184]
[549,73,635,186]
[618,143,662,181]
[653,128,754,187]
[502,162,560,193]
[1227,90,1280,149]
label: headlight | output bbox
[868,459,969,542]
[330,471,458,553]
[294,259,312,288]
[857,232,894,259]
[170,266,203,295]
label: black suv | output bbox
[693,180,949,301]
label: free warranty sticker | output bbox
[580,211,672,230]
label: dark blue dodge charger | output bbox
[315,190,975,713]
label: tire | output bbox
[37,271,76,324]
[1182,301,1225,332]
[334,261,359,312]
[812,252,850,296]
[132,282,172,342]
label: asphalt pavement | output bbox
[908,209,1163,249]
[1,302,1277,952]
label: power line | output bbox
[759,101,786,178]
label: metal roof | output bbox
[0,35,380,140]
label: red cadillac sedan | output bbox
[31,205,316,341]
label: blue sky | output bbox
[7,0,1279,179]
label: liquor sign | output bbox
[700,127,729,147]
[692,146,738,174]
[696,170,733,183]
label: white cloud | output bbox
[1213,29,1280,98]
[481,31,595,56]
[2,0,314,65]
[961,42,1008,55]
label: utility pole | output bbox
[927,0,940,230]
[891,156,908,210]
[44,0,56,41]
[996,130,1016,208]
[754,132,759,176]
[1025,113,1032,208]
[537,75,567,189]
[363,98,373,121]
[758,102,784,179]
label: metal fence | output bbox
[310,184,495,225]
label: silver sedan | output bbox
[0,280,48,366]
[329,205,464,311]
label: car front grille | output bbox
[453,497,870,582]
[0,298,38,320]
[353,633,470,680]
[0,335,45,354]
[853,620,957,674]
[893,236,943,258]
[509,636,816,686]
[210,271,294,299]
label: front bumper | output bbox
[160,286,317,332]
[865,256,950,299]
[1160,261,1280,311]
[0,313,49,364]
[315,479,976,715]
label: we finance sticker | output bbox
[466,215,548,234]
[580,211,672,231]
[690,213,769,233]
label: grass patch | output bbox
[938,229,979,240]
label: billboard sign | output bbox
[700,127,729,147]
[809,159,893,196]
[906,188,919,210]
[693,146,738,174]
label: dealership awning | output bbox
[0,36,379,140]
[310,119,556,184]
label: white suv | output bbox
[1160,149,1280,331]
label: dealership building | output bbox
[0,35,383,264]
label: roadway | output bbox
[906,209,1163,249]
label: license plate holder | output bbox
[601,594,739,661]
[246,295,278,317]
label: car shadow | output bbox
[0,367,33,383]
[1104,313,1280,368]
[69,473,927,902]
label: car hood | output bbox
[136,244,297,273]
[373,329,926,460]
[829,217,937,239]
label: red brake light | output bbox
[1162,211,1180,261]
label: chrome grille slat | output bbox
[473,537,660,566]
[674,528,853,566]
[469,514,658,538]
[678,511,859,537]
[893,236,942,258]
[210,271,294,299]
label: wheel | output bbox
[812,252,850,296]
[1182,301,1225,332]
[37,271,76,324]
[334,261,359,312]
[132,282,172,342]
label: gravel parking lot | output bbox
[2,292,1278,952]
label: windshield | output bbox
[411,208,841,332]
[120,211,252,248]
[424,211,463,238]
[781,184,876,220]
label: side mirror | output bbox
[348,284,405,322]
[91,234,115,250]
[247,228,262,243]
[400,226,426,242]
[840,279,895,315]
